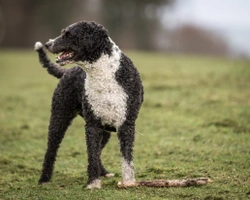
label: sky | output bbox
[162,0,250,56]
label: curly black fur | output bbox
[34,21,143,188]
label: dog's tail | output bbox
[34,42,67,79]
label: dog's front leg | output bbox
[85,125,103,189]
[117,123,136,187]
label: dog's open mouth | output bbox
[56,51,77,66]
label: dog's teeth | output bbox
[55,51,74,64]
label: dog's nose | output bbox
[45,39,54,49]
[45,42,51,49]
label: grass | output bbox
[0,49,250,199]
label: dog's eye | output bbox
[65,31,70,38]
[62,30,71,39]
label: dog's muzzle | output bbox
[45,39,55,49]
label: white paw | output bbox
[34,41,43,51]
[86,179,101,189]
[104,173,115,178]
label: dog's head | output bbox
[45,21,112,65]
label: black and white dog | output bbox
[34,21,143,189]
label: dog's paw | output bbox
[117,180,138,188]
[104,173,115,178]
[38,179,50,185]
[86,179,101,189]
[34,41,43,51]
[38,175,52,185]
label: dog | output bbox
[34,21,143,189]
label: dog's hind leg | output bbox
[38,104,78,184]
[117,122,136,187]
[99,131,114,178]
[38,78,81,184]
[39,113,77,184]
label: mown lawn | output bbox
[0,50,250,199]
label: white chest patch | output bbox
[77,39,128,129]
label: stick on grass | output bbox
[118,177,212,188]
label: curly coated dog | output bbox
[34,21,143,189]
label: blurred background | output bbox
[0,0,250,58]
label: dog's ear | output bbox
[84,22,109,53]
[91,21,109,35]
[89,21,97,29]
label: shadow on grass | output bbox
[204,118,250,134]
[0,156,87,188]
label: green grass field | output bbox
[0,50,250,199]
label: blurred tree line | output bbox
[0,0,173,49]
[0,0,230,56]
